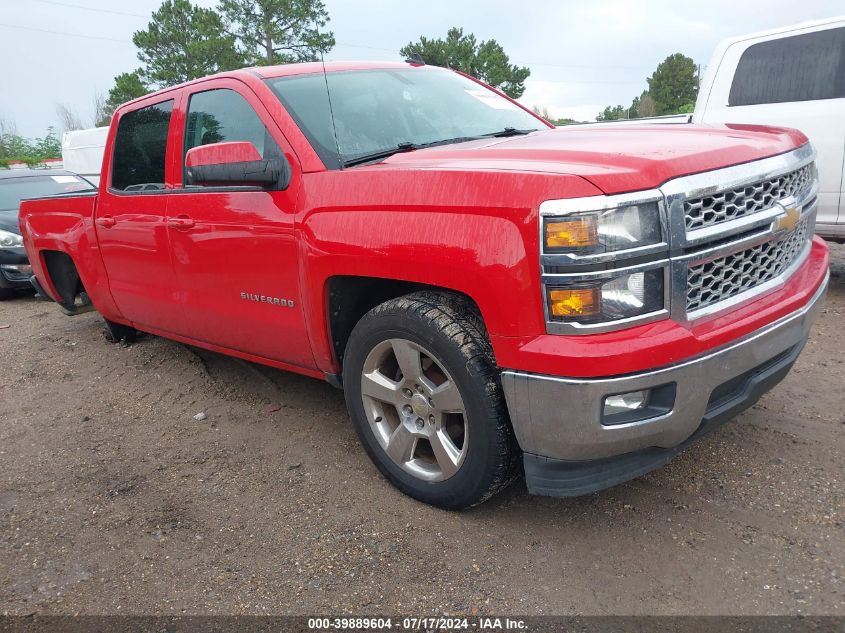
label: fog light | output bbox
[604,390,649,416]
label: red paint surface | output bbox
[492,238,829,377]
[18,62,826,382]
[185,141,262,167]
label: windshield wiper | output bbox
[483,127,537,137]
[341,136,487,168]
[342,142,420,168]
[341,130,538,167]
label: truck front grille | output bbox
[538,145,818,335]
[684,163,814,231]
[686,217,810,314]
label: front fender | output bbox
[296,169,603,373]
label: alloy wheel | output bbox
[359,338,468,482]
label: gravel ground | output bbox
[0,243,843,616]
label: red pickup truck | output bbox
[19,61,829,509]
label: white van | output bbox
[61,127,108,187]
[694,16,845,241]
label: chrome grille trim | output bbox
[685,216,811,315]
[683,163,814,231]
[662,143,816,249]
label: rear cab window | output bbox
[111,100,174,192]
[729,27,845,106]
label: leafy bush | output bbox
[0,127,62,169]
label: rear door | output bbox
[165,78,314,368]
[96,98,185,332]
[698,25,845,228]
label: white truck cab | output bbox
[694,16,845,241]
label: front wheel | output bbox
[342,292,519,509]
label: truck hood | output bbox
[373,124,808,194]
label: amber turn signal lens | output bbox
[548,288,600,318]
[545,217,598,249]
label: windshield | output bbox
[267,67,546,168]
[0,174,94,210]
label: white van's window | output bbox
[729,27,845,106]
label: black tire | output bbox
[0,288,15,301]
[342,291,520,509]
[102,318,138,344]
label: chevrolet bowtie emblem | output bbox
[774,206,800,234]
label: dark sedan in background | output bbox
[0,168,95,299]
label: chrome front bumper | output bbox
[501,273,828,463]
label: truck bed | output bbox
[19,191,100,308]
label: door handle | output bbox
[167,215,195,230]
[96,216,116,228]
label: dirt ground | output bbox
[1,244,843,617]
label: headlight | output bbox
[543,202,662,253]
[547,268,665,324]
[0,229,23,248]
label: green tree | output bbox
[0,132,32,168]
[646,53,698,115]
[218,0,334,65]
[629,90,656,118]
[32,127,62,161]
[533,106,582,126]
[133,0,243,88]
[0,122,62,168]
[596,105,627,121]
[400,27,531,99]
[103,71,150,122]
[629,94,640,118]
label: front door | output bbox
[165,81,314,369]
[96,98,185,333]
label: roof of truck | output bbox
[715,15,845,47]
[118,61,439,110]
[251,60,424,79]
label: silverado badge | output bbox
[240,292,295,308]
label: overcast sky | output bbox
[1,0,842,137]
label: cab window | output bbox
[183,88,282,177]
[111,100,174,192]
[729,28,845,106]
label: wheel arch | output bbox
[325,276,488,374]
[40,250,84,308]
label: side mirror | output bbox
[185,141,291,189]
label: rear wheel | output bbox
[102,318,138,344]
[342,292,519,509]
